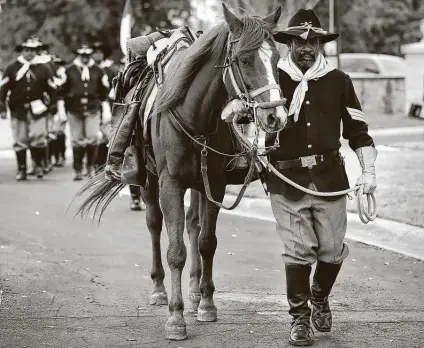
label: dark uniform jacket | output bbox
[59,63,108,114]
[0,60,56,120]
[266,68,374,201]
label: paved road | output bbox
[0,159,423,348]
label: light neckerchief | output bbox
[73,57,95,81]
[15,55,47,81]
[277,53,335,121]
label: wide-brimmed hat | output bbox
[75,44,94,55]
[15,37,46,52]
[274,9,339,44]
[92,41,111,58]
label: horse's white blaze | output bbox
[258,42,279,102]
[258,42,288,124]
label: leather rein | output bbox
[168,33,285,210]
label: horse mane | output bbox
[155,15,277,115]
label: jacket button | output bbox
[84,92,88,95]
[305,101,310,105]
[308,144,312,149]
[26,87,30,91]
[307,122,311,126]
[84,83,88,87]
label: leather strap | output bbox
[273,150,340,170]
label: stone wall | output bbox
[351,77,405,115]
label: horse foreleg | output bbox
[142,177,168,306]
[185,189,201,312]
[160,177,188,340]
[197,186,224,322]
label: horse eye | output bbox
[240,58,250,66]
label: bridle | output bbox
[220,33,287,129]
[167,31,286,210]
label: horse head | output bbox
[221,4,288,134]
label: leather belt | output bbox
[273,150,339,170]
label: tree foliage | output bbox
[0,0,422,68]
[314,0,424,55]
[0,0,191,66]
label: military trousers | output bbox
[11,112,47,151]
[68,109,101,147]
[270,183,349,266]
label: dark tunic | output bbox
[266,68,374,201]
[59,63,108,114]
[0,60,56,120]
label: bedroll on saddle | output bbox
[105,27,197,187]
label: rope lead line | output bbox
[231,119,378,224]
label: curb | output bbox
[181,193,424,261]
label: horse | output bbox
[76,3,288,341]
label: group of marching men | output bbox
[0,37,145,211]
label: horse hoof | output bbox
[187,292,202,313]
[197,307,217,322]
[165,321,187,340]
[149,292,168,306]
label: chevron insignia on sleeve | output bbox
[346,107,366,122]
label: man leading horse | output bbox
[226,8,377,347]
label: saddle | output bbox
[105,26,197,186]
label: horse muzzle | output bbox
[255,100,288,133]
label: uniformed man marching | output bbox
[57,44,111,180]
[0,38,57,180]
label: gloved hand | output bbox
[101,101,112,125]
[355,146,377,194]
[57,100,67,123]
[221,99,250,122]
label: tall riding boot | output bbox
[85,144,97,178]
[43,143,50,174]
[30,147,44,179]
[57,133,66,163]
[286,264,314,346]
[15,150,27,181]
[129,185,145,211]
[311,261,342,332]
[51,139,60,167]
[72,147,84,181]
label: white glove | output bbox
[57,100,67,122]
[101,101,112,124]
[355,146,378,194]
[221,99,249,122]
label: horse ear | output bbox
[222,3,243,35]
[263,6,283,25]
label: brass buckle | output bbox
[300,155,317,169]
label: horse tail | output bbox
[72,170,125,223]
